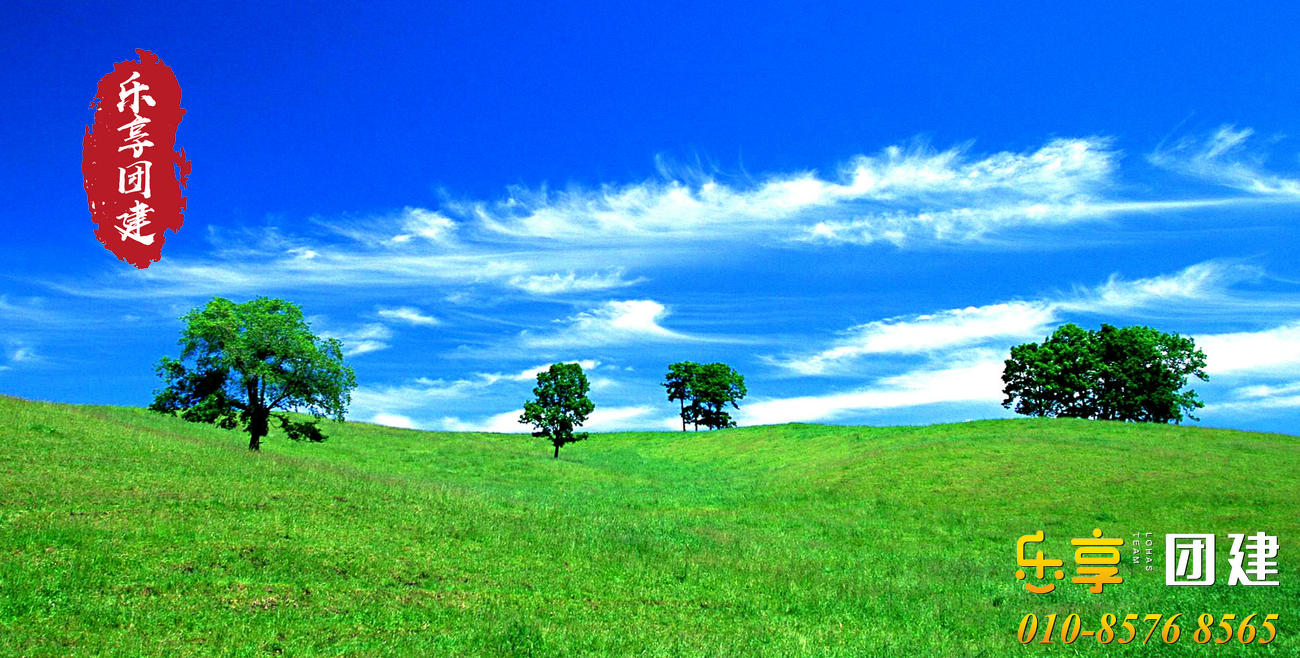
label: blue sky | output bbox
[4,2,1300,434]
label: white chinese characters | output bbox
[1166,532,1279,587]
[114,200,155,245]
[1228,532,1280,586]
[114,71,157,244]
[1166,534,1215,586]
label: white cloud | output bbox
[772,261,1244,376]
[321,323,393,357]
[346,341,388,357]
[1060,261,1252,313]
[1150,125,1300,197]
[801,198,1236,247]
[0,340,41,369]
[490,360,601,384]
[388,208,459,245]
[742,353,1006,424]
[1194,322,1300,376]
[1207,395,1300,414]
[507,269,645,295]
[440,410,526,433]
[583,406,658,431]
[758,261,1295,423]
[521,300,695,348]
[1203,379,1300,414]
[370,413,417,429]
[350,360,602,424]
[470,138,1117,244]
[62,133,1293,302]
[351,377,487,415]
[1230,381,1300,399]
[0,296,62,324]
[776,302,1055,375]
[10,346,38,363]
[439,405,659,433]
[376,306,439,326]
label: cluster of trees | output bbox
[517,360,748,458]
[1001,323,1208,424]
[149,296,1214,457]
[662,362,747,431]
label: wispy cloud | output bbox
[469,138,1118,245]
[349,359,604,424]
[10,346,37,363]
[800,198,1238,247]
[770,261,1248,376]
[581,405,661,431]
[386,208,460,245]
[507,269,645,295]
[0,340,39,372]
[1204,379,1300,415]
[478,360,602,385]
[439,410,524,433]
[753,260,1300,424]
[376,306,439,326]
[320,323,393,357]
[59,134,1239,301]
[772,302,1055,376]
[1195,322,1300,377]
[1058,261,1255,313]
[0,295,64,325]
[351,376,493,415]
[369,412,417,429]
[1150,125,1300,197]
[439,404,660,433]
[742,351,1006,424]
[520,299,698,348]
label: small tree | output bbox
[662,361,700,431]
[149,297,357,450]
[663,361,746,430]
[1002,323,1208,424]
[520,362,595,458]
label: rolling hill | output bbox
[1,395,1296,656]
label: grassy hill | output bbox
[1,394,1296,656]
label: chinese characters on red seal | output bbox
[83,49,189,268]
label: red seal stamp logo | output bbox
[83,49,189,269]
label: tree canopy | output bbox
[1001,323,1208,424]
[662,361,747,430]
[149,297,357,450]
[519,362,595,458]
[663,361,700,431]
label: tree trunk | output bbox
[245,377,268,451]
[553,443,559,459]
[248,408,269,451]
[680,400,686,432]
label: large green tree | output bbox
[1001,323,1208,424]
[520,362,595,458]
[663,361,746,431]
[149,297,357,451]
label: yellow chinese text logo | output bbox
[1017,528,1123,594]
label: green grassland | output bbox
[1,394,1296,656]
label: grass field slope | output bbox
[1,394,1297,656]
